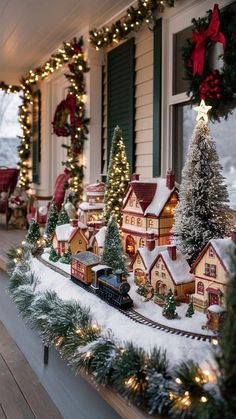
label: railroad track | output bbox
[37,255,215,343]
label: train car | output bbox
[91,265,133,309]
[71,251,100,285]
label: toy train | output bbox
[70,251,133,309]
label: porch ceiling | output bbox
[0,0,133,85]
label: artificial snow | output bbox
[32,252,214,369]
[79,202,104,211]
[55,224,76,241]
[208,304,226,313]
[137,246,166,270]
[210,237,233,271]
[160,249,194,284]
[144,178,175,216]
[94,226,107,247]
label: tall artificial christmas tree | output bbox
[103,126,130,227]
[101,215,128,275]
[162,289,177,319]
[44,201,58,240]
[217,241,236,416]
[172,100,231,263]
[26,219,41,246]
[57,206,70,226]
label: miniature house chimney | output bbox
[131,173,140,181]
[146,232,155,251]
[167,245,176,261]
[231,228,236,244]
[70,219,78,227]
[166,169,175,190]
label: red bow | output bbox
[191,4,226,76]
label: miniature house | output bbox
[191,232,236,313]
[122,170,178,258]
[91,226,107,256]
[132,234,194,301]
[71,251,100,285]
[78,182,105,226]
[53,219,89,256]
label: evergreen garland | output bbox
[103,126,130,227]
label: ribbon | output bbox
[191,4,226,76]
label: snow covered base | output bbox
[32,251,214,368]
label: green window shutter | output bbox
[107,38,135,171]
[153,19,162,177]
[32,90,41,184]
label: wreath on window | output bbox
[182,3,236,121]
[52,93,78,137]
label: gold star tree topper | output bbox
[194,100,212,122]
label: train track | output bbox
[37,255,215,343]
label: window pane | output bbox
[173,26,192,95]
[0,91,21,168]
[173,103,236,209]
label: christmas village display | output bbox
[7,103,236,418]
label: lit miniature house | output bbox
[52,219,89,256]
[91,226,107,256]
[191,231,236,313]
[132,233,194,301]
[122,170,178,258]
[78,182,105,226]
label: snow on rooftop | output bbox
[94,226,107,247]
[91,264,111,272]
[79,202,104,211]
[160,249,194,285]
[55,224,76,241]
[208,304,226,313]
[210,237,234,271]
[138,245,166,270]
[144,177,175,216]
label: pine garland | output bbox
[7,246,230,418]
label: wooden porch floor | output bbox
[0,320,62,419]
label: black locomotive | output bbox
[70,251,133,309]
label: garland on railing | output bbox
[89,0,175,50]
[7,242,233,418]
[0,37,89,192]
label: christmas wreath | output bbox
[52,93,80,137]
[182,3,236,121]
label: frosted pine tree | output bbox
[101,215,128,275]
[57,206,70,226]
[103,126,130,227]
[172,101,231,263]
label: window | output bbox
[161,264,165,270]
[125,215,130,224]
[205,263,216,277]
[137,218,142,227]
[107,38,135,170]
[137,256,141,264]
[209,247,215,258]
[139,237,145,247]
[161,272,166,278]
[197,281,204,295]
[153,19,162,176]
[131,217,135,225]
[155,271,159,276]
[148,219,154,228]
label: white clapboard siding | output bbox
[103,24,154,177]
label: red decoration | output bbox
[199,70,223,101]
[52,93,77,137]
[191,4,226,76]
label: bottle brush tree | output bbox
[185,301,194,318]
[172,101,231,264]
[101,215,128,275]
[44,200,58,240]
[57,206,70,226]
[49,247,59,262]
[26,219,41,246]
[162,289,177,319]
[103,126,130,227]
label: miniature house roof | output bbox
[135,246,166,270]
[156,249,194,285]
[79,202,104,211]
[86,182,105,195]
[191,237,234,273]
[72,251,100,266]
[69,225,89,243]
[122,177,177,216]
[94,226,107,247]
[55,224,76,241]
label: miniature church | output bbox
[121,170,178,258]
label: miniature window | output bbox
[197,281,204,295]
[148,219,153,228]
[205,263,210,276]
[125,215,129,224]
[161,264,165,270]
[131,217,135,225]
[161,272,166,278]
[156,263,160,269]
[137,256,141,264]
[137,218,142,226]
[155,271,159,276]
[139,237,145,247]
[135,199,139,208]
[209,247,215,258]
[210,264,217,278]
[129,197,134,207]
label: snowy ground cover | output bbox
[33,252,215,369]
